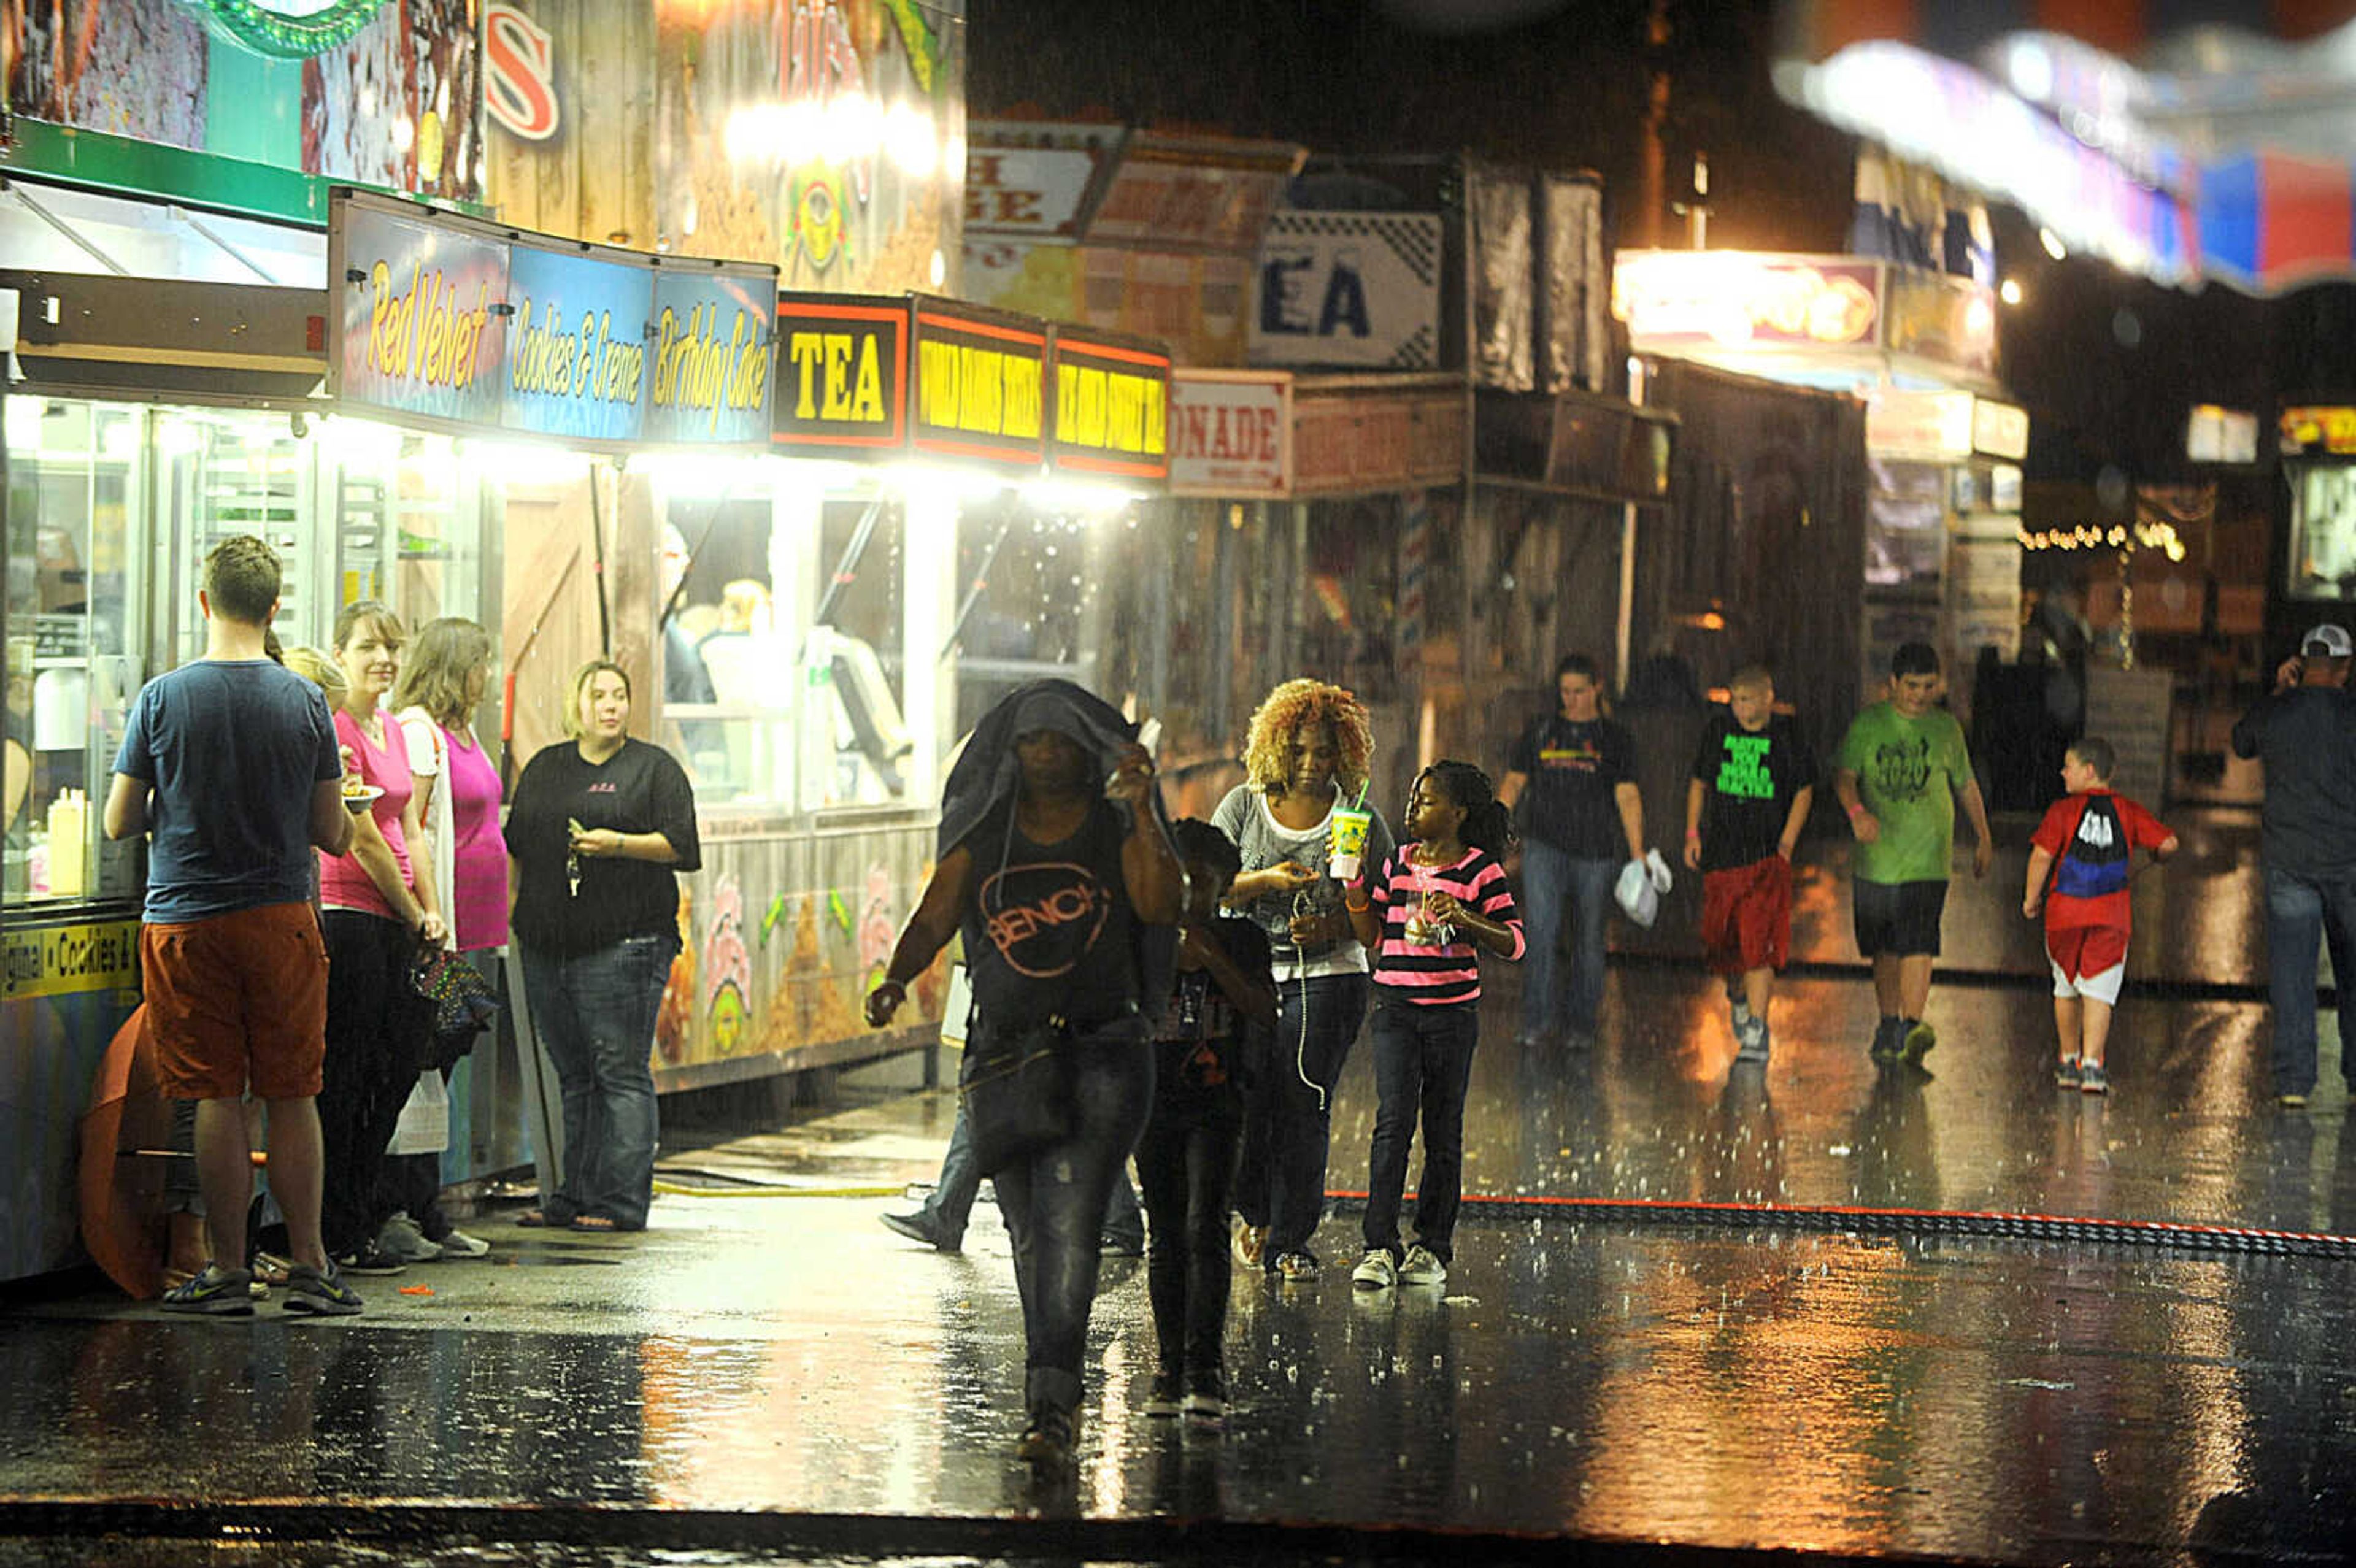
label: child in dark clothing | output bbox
[1136,819,1276,1428]
[1341,761,1524,1291]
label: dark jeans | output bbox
[2263,866,2356,1097]
[519,935,672,1229]
[915,1093,1144,1247]
[1363,996,1482,1264]
[1134,1080,1242,1375]
[1520,840,1618,1037]
[319,910,431,1256]
[1235,970,1369,1259]
[995,1022,1153,1415]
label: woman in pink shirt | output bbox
[386,617,506,1261]
[316,601,444,1277]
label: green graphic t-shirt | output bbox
[1836,701,1975,885]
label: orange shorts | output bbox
[1700,856,1793,975]
[2046,923,2128,1004]
[139,901,329,1100]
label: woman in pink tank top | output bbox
[314,602,444,1277]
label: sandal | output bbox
[249,1251,294,1288]
[516,1207,574,1228]
[568,1215,623,1233]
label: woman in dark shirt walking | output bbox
[866,680,1183,1466]
[508,660,700,1233]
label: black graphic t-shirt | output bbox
[1149,914,1270,1109]
[1688,711,1817,872]
[509,737,701,957]
[961,799,1139,1037]
[1507,713,1634,858]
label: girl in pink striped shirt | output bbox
[1341,761,1523,1290]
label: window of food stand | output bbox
[2285,459,2356,602]
[3,395,482,912]
[645,458,1149,815]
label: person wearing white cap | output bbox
[2230,623,2356,1109]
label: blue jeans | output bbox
[1520,840,1619,1038]
[2263,866,2356,1098]
[519,936,671,1229]
[1363,996,1482,1264]
[1236,971,1370,1259]
[918,1094,1144,1248]
[995,1022,1154,1414]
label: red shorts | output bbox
[2046,923,2128,1001]
[139,901,329,1100]
[1700,856,1793,976]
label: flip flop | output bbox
[249,1251,294,1288]
[515,1208,572,1228]
[568,1215,622,1233]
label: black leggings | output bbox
[1134,1083,1242,1376]
[318,910,431,1256]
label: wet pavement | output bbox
[2,810,2351,1566]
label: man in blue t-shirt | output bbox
[104,535,361,1316]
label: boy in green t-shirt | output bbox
[1833,642,1994,1067]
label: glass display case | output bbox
[4,399,146,910]
[2284,458,2356,601]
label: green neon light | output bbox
[178,0,390,60]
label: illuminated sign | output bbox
[1049,327,1169,483]
[328,190,776,450]
[910,298,1047,470]
[1170,371,1290,497]
[1971,399,2028,461]
[1613,252,1882,351]
[2281,405,2356,458]
[2186,404,2258,465]
[1868,389,1975,459]
[772,293,910,458]
[1,918,140,1002]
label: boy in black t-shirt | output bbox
[1136,819,1275,1429]
[1684,667,1816,1065]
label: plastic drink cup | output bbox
[1328,805,1372,881]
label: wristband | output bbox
[1685,827,1700,840]
[1844,801,1865,818]
[1344,896,1371,913]
[874,977,907,997]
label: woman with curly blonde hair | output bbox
[1212,678,1395,1283]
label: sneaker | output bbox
[160,1262,255,1316]
[1398,1244,1447,1286]
[1734,1015,1770,1064]
[433,1229,490,1259]
[1273,1250,1318,1283]
[1182,1368,1226,1426]
[282,1261,364,1316]
[1730,999,1754,1033]
[2055,1056,2083,1089]
[1868,1017,1903,1061]
[1099,1231,1145,1258]
[1351,1247,1398,1289]
[1901,1018,1937,1063]
[377,1213,443,1264]
[1016,1402,1074,1464]
[333,1240,409,1277]
[880,1210,960,1253]
[1144,1370,1183,1418]
[2279,1092,2311,1109]
[2079,1062,2110,1095]
[1231,1217,1267,1270]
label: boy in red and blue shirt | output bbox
[2022,736,2177,1094]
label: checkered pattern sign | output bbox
[1250,212,1444,371]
